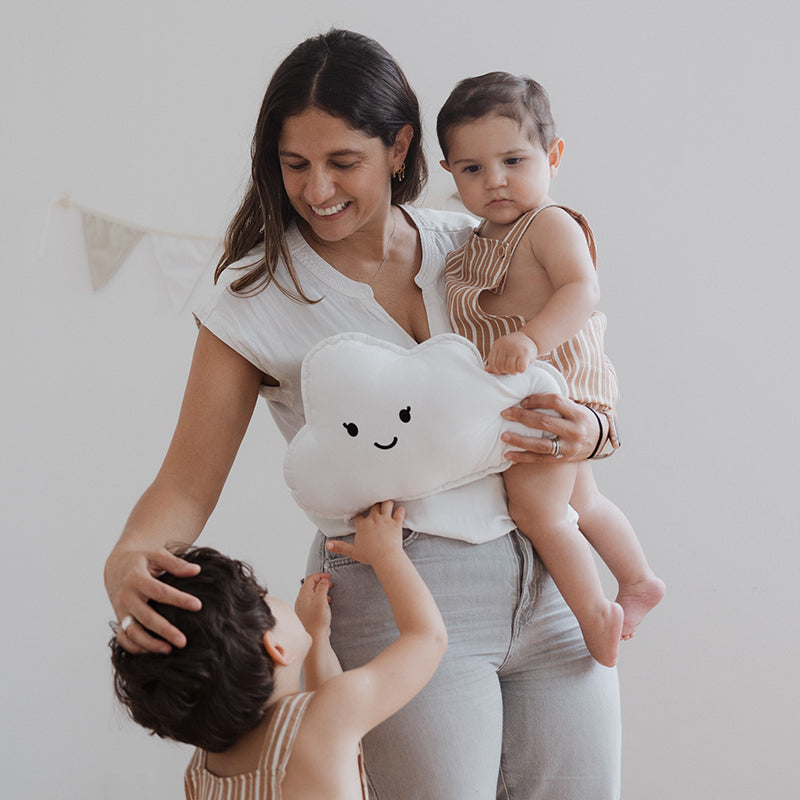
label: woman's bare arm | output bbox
[105,326,264,653]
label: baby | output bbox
[109,501,446,799]
[437,72,664,666]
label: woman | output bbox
[105,29,621,799]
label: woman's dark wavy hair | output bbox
[109,546,277,752]
[437,72,557,161]
[216,28,428,301]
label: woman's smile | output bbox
[310,201,351,217]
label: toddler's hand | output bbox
[294,572,332,639]
[326,501,405,567]
[486,332,538,375]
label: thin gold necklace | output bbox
[313,211,397,286]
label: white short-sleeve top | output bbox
[194,205,515,541]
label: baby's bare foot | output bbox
[617,576,666,640]
[580,601,624,667]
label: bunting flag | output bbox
[46,195,222,311]
[79,210,146,290]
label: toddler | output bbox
[437,72,664,666]
[109,501,446,799]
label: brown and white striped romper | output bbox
[445,204,619,413]
[184,692,369,800]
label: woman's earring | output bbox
[392,162,406,182]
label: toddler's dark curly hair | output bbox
[109,546,277,752]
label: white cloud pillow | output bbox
[283,332,568,521]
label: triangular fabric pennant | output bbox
[80,210,145,290]
[148,232,221,311]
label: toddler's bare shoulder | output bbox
[524,206,591,257]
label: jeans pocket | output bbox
[323,529,419,571]
[323,533,359,570]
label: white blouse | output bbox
[194,205,516,541]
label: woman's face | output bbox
[278,107,399,243]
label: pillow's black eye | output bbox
[343,422,359,437]
[399,406,411,423]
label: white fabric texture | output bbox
[284,332,567,521]
[194,205,551,541]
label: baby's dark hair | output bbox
[437,72,556,161]
[109,546,277,752]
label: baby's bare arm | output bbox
[519,207,599,355]
[294,573,341,689]
[309,502,447,738]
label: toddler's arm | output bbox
[486,208,599,375]
[312,501,447,738]
[294,572,342,689]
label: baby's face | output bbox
[441,113,560,226]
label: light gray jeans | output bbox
[307,528,621,800]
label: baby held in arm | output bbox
[438,71,664,666]
[109,501,446,800]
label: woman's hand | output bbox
[105,546,201,655]
[295,572,333,640]
[500,393,601,463]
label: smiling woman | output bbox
[214,31,427,302]
[104,28,619,800]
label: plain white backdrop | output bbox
[2,1,797,797]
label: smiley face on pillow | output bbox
[283,332,568,521]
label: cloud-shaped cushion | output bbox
[283,332,568,521]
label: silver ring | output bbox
[552,438,563,459]
[120,615,135,633]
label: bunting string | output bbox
[43,194,223,311]
[42,191,469,311]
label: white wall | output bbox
[2,1,797,797]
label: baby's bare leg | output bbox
[504,461,623,667]
[571,462,665,639]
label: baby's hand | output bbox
[326,501,405,567]
[486,332,538,375]
[294,572,332,639]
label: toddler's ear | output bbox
[548,138,565,174]
[263,631,295,667]
[439,159,452,173]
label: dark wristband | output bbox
[586,406,605,459]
